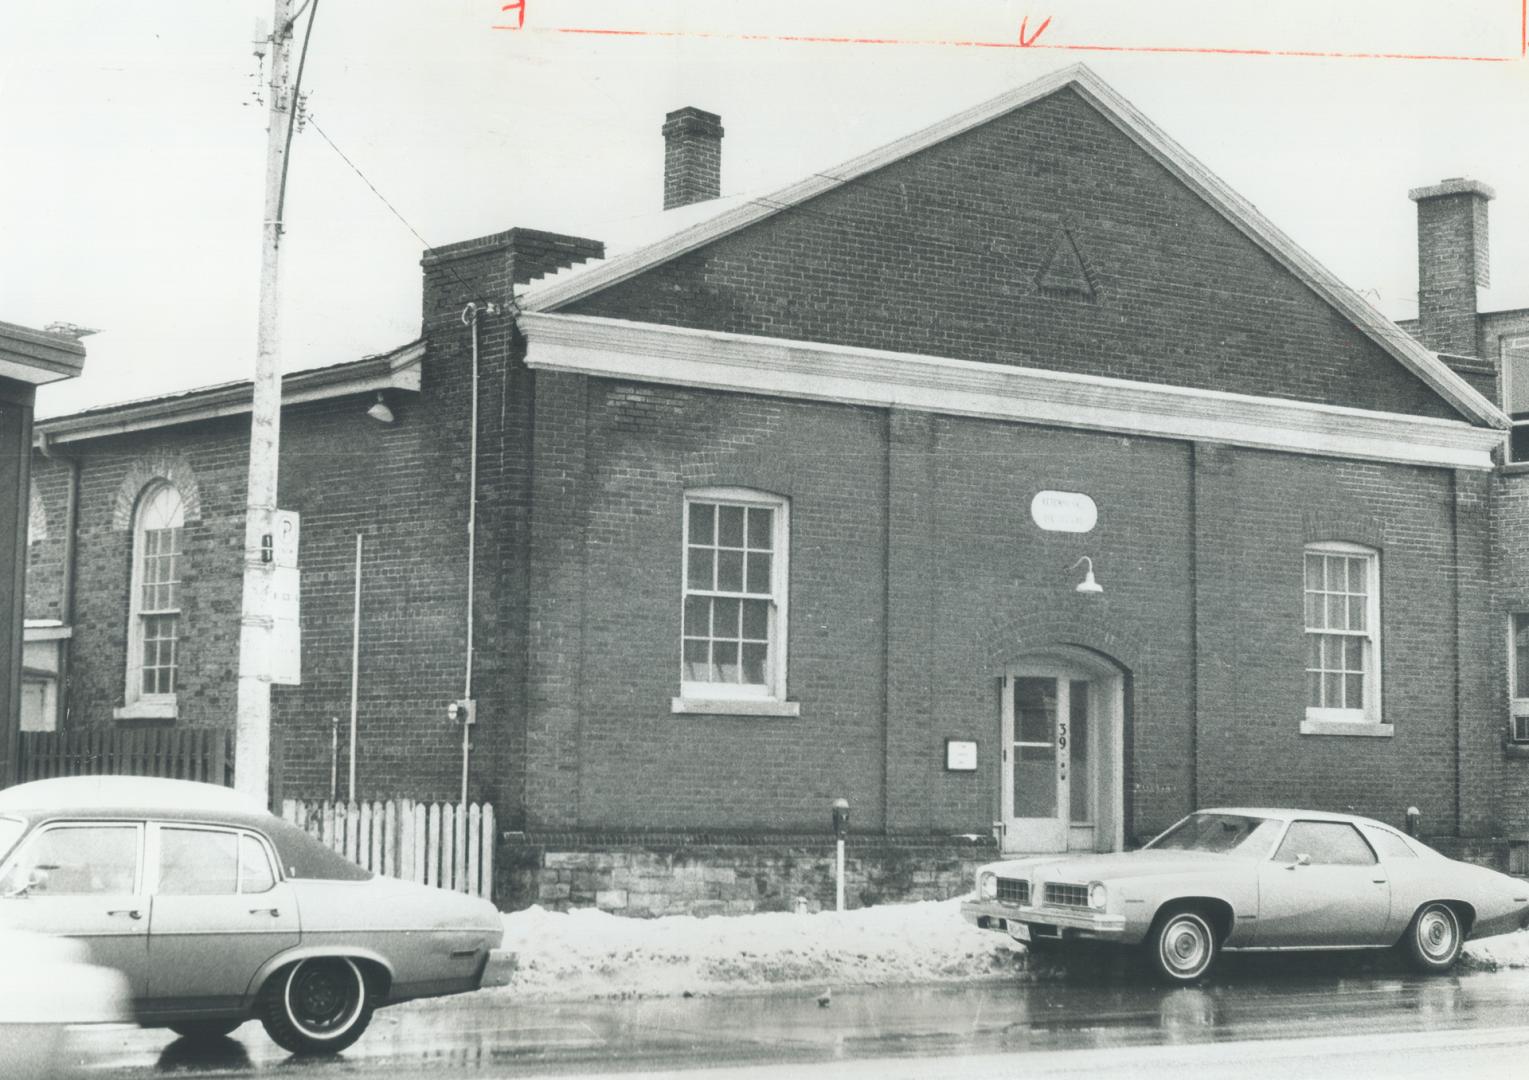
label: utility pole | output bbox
[236,0,295,806]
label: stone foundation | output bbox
[498,833,996,916]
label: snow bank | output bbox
[464,900,1529,1002]
[1462,929,1529,970]
[489,899,1024,1000]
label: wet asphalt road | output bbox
[64,954,1529,1079]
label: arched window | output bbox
[122,482,184,717]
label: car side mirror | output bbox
[1293,853,1311,867]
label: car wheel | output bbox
[167,1019,242,1040]
[258,957,374,1056]
[1147,909,1218,985]
[1402,903,1463,974]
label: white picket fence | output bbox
[280,799,495,901]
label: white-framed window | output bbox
[1303,542,1386,734]
[1510,614,1529,743]
[119,482,184,720]
[673,488,796,715]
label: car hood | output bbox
[993,850,1241,882]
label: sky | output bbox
[4,0,1527,419]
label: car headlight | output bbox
[1088,882,1108,910]
[979,872,998,899]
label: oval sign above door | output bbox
[1030,490,1097,533]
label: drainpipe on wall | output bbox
[37,434,78,731]
[459,302,496,808]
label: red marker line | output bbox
[491,25,1521,64]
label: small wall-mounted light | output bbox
[365,392,395,425]
[1069,556,1103,595]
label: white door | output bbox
[144,824,300,1013]
[1001,668,1099,854]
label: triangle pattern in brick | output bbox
[1035,228,1096,301]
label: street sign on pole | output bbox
[270,510,300,686]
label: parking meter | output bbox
[832,798,849,838]
[1405,806,1421,837]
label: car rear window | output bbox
[262,818,372,881]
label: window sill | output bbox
[114,699,178,722]
[671,697,801,717]
[1300,717,1393,737]
[1504,742,1529,759]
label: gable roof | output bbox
[519,64,1506,431]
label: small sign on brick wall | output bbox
[945,738,978,772]
[1030,490,1097,533]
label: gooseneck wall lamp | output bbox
[1069,556,1103,595]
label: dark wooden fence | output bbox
[17,727,233,786]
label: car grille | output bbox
[996,877,1029,905]
[1043,882,1089,908]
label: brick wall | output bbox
[521,372,1490,841]
[25,389,493,803]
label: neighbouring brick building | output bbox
[19,65,1529,911]
[3,321,85,787]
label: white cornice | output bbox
[521,313,1501,472]
[0,321,87,386]
[518,65,1505,432]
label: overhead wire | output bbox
[307,118,483,303]
[276,0,320,226]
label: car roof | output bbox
[1195,806,1398,829]
[0,776,267,819]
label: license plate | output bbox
[1008,921,1031,943]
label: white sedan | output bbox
[0,776,503,1055]
[962,807,1529,984]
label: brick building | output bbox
[20,66,1529,910]
[1392,178,1529,862]
[3,321,85,785]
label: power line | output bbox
[308,118,434,252]
[306,118,484,302]
[276,0,319,224]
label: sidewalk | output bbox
[469,899,1529,1003]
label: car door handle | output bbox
[107,908,142,920]
[249,907,281,917]
[1372,879,1386,885]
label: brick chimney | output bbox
[662,107,723,210]
[419,227,604,328]
[1409,177,1494,359]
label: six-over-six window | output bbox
[1304,542,1381,726]
[680,489,788,705]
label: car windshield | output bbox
[0,817,22,862]
[1147,813,1279,856]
